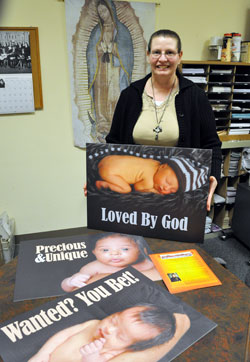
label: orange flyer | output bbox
[150,249,222,293]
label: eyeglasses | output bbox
[150,50,179,59]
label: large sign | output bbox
[13,232,161,301]
[0,267,217,362]
[87,143,212,242]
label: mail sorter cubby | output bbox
[180,61,250,230]
[211,148,246,229]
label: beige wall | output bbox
[158,0,250,60]
[0,0,249,235]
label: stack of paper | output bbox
[232,99,250,103]
[228,150,241,176]
[229,122,250,134]
[0,212,15,264]
[222,210,230,229]
[212,104,228,111]
[182,67,205,74]
[210,69,233,74]
[184,76,207,83]
[210,86,231,93]
[213,193,226,204]
[241,148,250,172]
[226,186,237,204]
[231,106,241,111]
[205,216,213,234]
[228,128,250,135]
[221,154,226,177]
[231,113,250,119]
[234,88,250,93]
[230,123,250,127]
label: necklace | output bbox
[151,77,176,140]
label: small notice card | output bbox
[150,249,222,293]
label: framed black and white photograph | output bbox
[0,27,43,112]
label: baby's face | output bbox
[94,306,160,354]
[153,164,179,194]
[93,236,140,267]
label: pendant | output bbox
[153,125,162,140]
[153,125,162,134]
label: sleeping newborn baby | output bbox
[95,155,208,195]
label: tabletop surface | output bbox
[0,228,250,362]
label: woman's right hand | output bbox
[83,184,87,197]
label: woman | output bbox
[106,29,222,211]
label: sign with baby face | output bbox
[0,267,217,362]
[13,232,161,301]
[86,143,212,242]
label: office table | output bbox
[0,228,249,361]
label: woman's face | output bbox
[97,3,112,22]
[147,36,182,79]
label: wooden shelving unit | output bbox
[181,61,250,229]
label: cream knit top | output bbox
[133,86,179,146]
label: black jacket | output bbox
[106,71,222,182]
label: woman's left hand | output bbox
[207,176,217,212]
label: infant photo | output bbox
[96,154,208,195]
[1,267,217,362]
[86,143,212,242]
[61,232,161,293]
[14,232,161,301]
